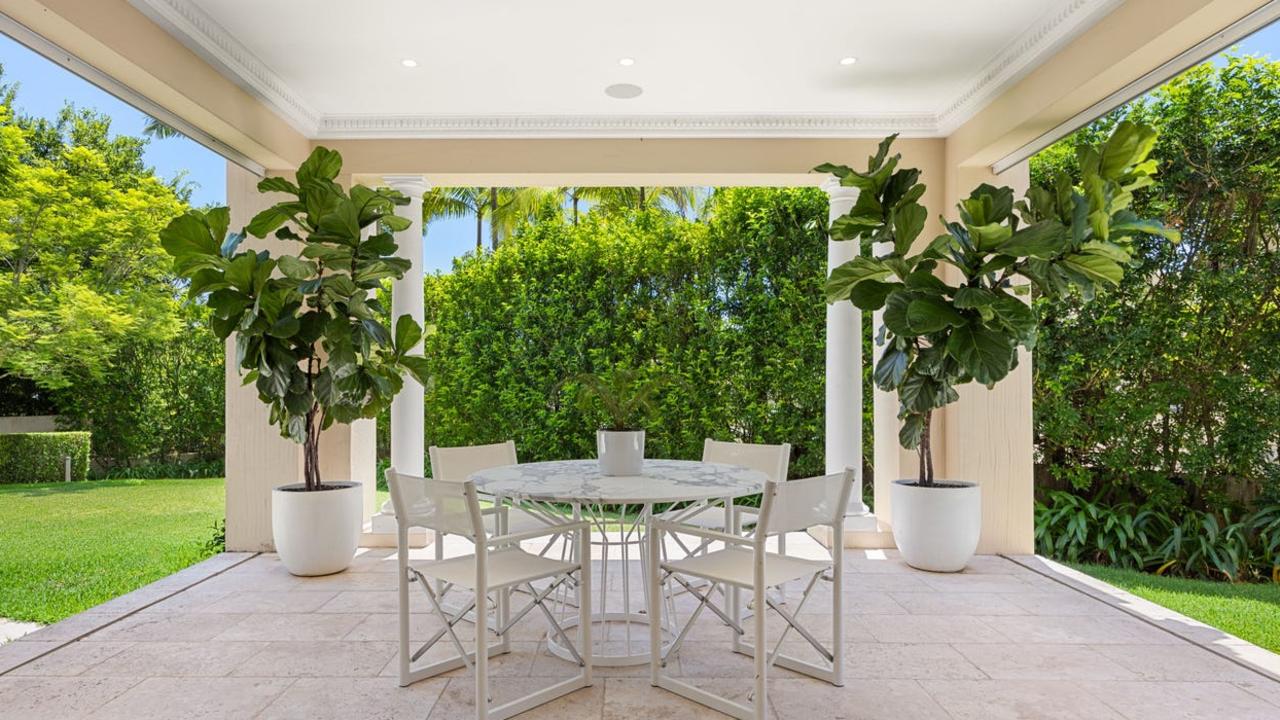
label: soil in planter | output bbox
[897,481,974,489]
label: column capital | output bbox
[821,177,859,201]
[381,174,430,196]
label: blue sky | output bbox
[3,21,1280,273]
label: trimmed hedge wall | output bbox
[418,188,870,480]
[0,431,91,484]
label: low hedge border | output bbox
[0,431,91,484]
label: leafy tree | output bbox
[1033,55,1280,509]
[0,82,187,390]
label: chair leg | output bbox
[752,567,767,719]
[397,526,411,687]
[578,527,593,686]
[648,518,662,687]
[475,579,489,719]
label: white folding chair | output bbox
[386,467,592,720]
[647,469,853,720]
[430,441,566,559]
[668,439,791,553]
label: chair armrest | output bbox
[485,520,589,548]
[651,519,754,548]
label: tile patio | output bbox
[2,536,1278,719]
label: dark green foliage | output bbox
[204,517,226,553]
[1033,56,1280,510]
[94,459,224,480]
[419,187,851,480]
[54,305,224,471]
[822,125,1178,484]
[0,431,90,483]
[1036,491,1280,582]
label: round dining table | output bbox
[470,458,768,666]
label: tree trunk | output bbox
[572,194,580,225]
[917,410,935,486]
[303,404,322,491]
[475,211,482,251]
[489,187,499,250]
[638,187,646,210]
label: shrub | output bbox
[0,431,91,483]
[1036,490,1280,582]
[417,188,869,480]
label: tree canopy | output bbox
[0,69,188,389]
[1033,55,1280,509]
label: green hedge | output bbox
[418,188,873,480]
[0,431,91,484]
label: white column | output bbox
[383,176,429,479]
[822,179,869,517]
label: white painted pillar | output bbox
[822,179,869,517]
[383,176,429,479]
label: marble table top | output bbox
[469,458,768,504]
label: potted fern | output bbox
[160,147,430,575]
[566,364,663,476]
[819,121,1179,571]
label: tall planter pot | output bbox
[271,481,363,576]
[597,429,645,476]
[890,480,981,573]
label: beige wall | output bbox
[339,137,944,187]
[946,0,1270,169]
[937,162,1035,555]
[0,415,58,433]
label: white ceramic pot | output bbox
[271,481,362,576]
[890,479,981,573]
[597,429,645,476]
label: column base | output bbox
[808,513,895,549]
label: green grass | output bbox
[1073,563,1280,654]
[0,478,224,625]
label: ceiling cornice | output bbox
[129,0,1121,140]
[314,113,939,139]
[936,0,1125,134]
[127,0,321,135]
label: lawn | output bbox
[0,478,223,625]
[1073,563,1280,654]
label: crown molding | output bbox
[935,0,1125,134]
[313,113,939,139]
[131,0,1121,140]
[127,0,321,135]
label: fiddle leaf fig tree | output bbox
[159,147,430,491]
[818,121,1180,486]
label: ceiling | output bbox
[128,0,1123,139]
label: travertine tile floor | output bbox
[2,533,1279,719]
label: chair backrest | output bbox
[429,440,518,483]
[755,468,855,537]
[702,439,790,482]
[385,467,486,540]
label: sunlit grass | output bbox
[0,478,224,625]
[1073,563,1280,654]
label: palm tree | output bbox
[422,187,488,250]
[559,187,706,222]
[422,187,558,251]
[142,116,184,140]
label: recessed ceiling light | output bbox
[605,83,643,99]
[839,56,857,66]
[618,57,635,67]
[401,59,418,68]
